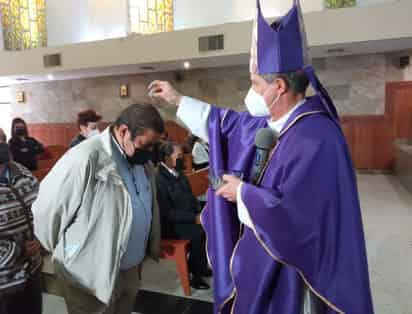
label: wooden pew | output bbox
[46,145,66,160]
[32,168,50,181]
[183,153,193,173]
[186,167,209,197]
[37,158,57,170]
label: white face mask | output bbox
[86,129,100,138]
[245,88,269,117]
[245,87,281,117]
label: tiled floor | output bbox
[134,290,213,314]
[43,290,213,314]
[42,174,412,314]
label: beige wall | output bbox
[9,52,407,123]
[1,0,412,78]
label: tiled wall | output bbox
[10,52,407,124]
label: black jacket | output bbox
[8,137,44,171]
[69,134,86,148]
[156,164,200,236]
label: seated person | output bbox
[9,118,44,171]
[69,109,102,148]
[156,142,211,290]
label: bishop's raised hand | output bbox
[148,80,182,106]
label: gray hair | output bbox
[261,71,309,95]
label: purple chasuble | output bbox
[201,96,374,314]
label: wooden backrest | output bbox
[46,145,67,160]
[37,159,57,170]
[165,121,189,144]
[38,145,66,161]
[32,168,50,181]
[186,168,209,197]
[183,154,193,173]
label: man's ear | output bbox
[275,77,288,94]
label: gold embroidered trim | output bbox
[213,110,328,313]
[228,224,245,314]
[200,202,240,314]
[250,110,345,313]
[249,224,344,314]
[200,204,213,269]
[256,111,324,185]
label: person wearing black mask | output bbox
[9,118,44,171]
[0,143,43,314]
[156,141,211,290]
[32,104,164,314]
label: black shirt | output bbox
[8,137,44,171]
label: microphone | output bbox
[250,128,278,185]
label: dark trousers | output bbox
[0,271,43,314]
[172,224,209,277]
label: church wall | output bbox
[9,52,405,124]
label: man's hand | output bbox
[216,175,241,203]
[148,80,182,106]
[24,240,41,257]
[195,214,202,225]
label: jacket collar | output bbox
[96,126,153,182]
[278,96,329,139]
[95,127,122,183]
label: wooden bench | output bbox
[186,167,209,197]
[160,239,191,296]
[38,145,66,161]
[32,168,50,181]
[37,158,57,170]
[46,145,66,160]
[183,153,193,174]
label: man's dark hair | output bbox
[114,103,165,138]
[159,141,180,162]
[77,109,102,127]
[261,70,309,95]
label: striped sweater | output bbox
[0,161,41,293]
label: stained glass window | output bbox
[129,0,173,34]
[0,0,47,50]
[325,0,356,9]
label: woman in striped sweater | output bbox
[0,142,43,314]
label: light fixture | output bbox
[16,91,25,103]
[120,84,129,98]
[47,74,54,80]
[183,61,190,70]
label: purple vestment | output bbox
[201,96,374,314]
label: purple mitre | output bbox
[256,0,307,74]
